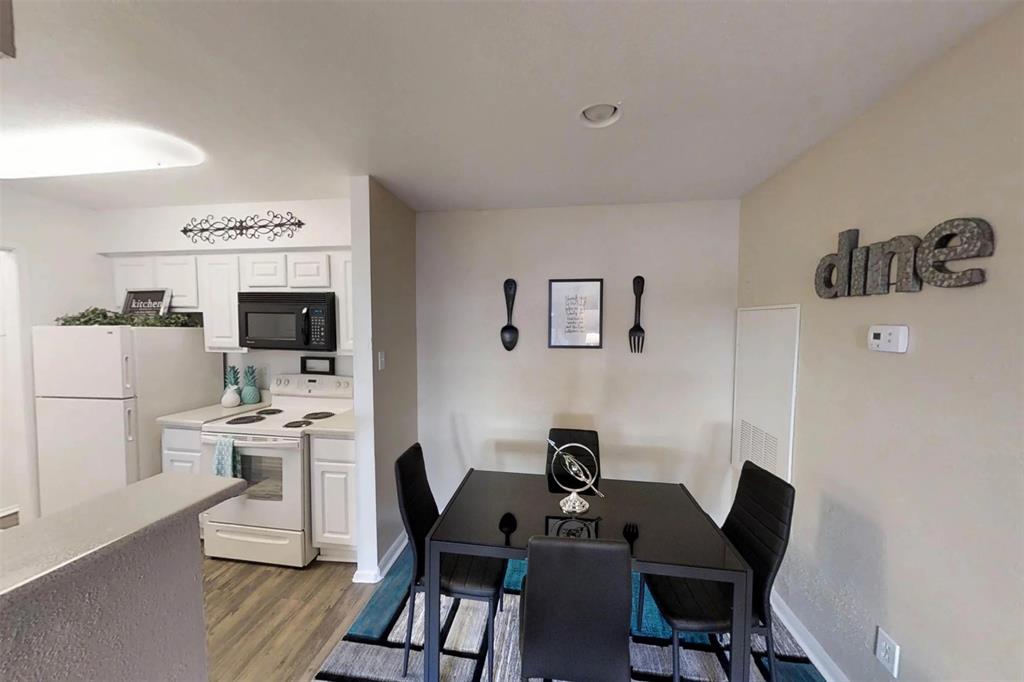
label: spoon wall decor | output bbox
[500,278,519,351]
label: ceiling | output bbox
[0,1,1013,211]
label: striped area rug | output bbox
[316,549,825,681]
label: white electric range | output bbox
[199,374,353,567]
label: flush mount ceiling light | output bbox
[0,124,205,179]
[579,102,622,128]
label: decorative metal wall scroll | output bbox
[500,279,519,351]
[629,275,646,353]
[814,218,994,299]
[180,211,305,244]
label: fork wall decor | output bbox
[629,275,646,353]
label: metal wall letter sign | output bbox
[814,218,994,299]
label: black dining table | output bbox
[423,469,753,682]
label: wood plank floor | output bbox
[203,558,373,682]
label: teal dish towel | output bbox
[213,436,236,477]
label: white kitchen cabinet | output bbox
[240,253,288,288]
[161,427,202,474]
[337,251,354,352]
[155,256,199,309]
[197,254,245,351]
[310,437,357,549]
[112,257,156,308]
[287,253,331,288]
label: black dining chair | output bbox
[546,428,601,493]
[519,536,632,681]
[636,461,796,682]
[395,443,508,679]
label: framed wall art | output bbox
[548,278,603,348]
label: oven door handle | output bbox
[300,307,310,345]
[201,435,302,451]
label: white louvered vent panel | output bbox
[732,306,799,482]
[737,419,778,473]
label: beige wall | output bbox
[368,179,418,563]
[738,8,1023,681]
[350,176,418,577]
[0,187,112,521]
[416,201,740,514]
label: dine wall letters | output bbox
[814,217,995,299]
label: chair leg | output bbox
[487,597,497,681]
[765,622,778,682]
[402,584,416,676]
[636,574,646,632]
[498,582,505,611]
[671,629,680,682]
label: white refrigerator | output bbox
[33,326,222,516]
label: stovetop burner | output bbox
[303,411,335,420]
[257,408,283,415]
[284,420,313,428]
[227,415,266,425]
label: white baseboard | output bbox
[772,592,850,682]
[352,533,406,583]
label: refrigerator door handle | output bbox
[125,407,135,442]
[122,354,132,391]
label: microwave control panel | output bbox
[309,307,328,346]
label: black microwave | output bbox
[238,292,337,351]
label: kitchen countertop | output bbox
[303,409,355,437]
[0,473,245,596]
[156,394,269,428]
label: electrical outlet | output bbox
[875,626,900,678]
[377,351,386,371]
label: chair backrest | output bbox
[546,428,601,494]
[722,461,796,622]
[520,536,632,681]
[394,443,440,584]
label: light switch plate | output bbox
[868,325,909,353]
[875,626,900,678]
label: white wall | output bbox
[738,8,1023,681]
[0,186,112,520]
[93,198,351,254]
[416,201,739,514]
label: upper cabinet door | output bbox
[287,253,331,288]
[112,257,156,309]
[155,256,199,309]
[240,253,288,288]
[198,254,244,351]
[337,251,354,352]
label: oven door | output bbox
[200,434,306,531]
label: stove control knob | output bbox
[335,380,342,388]
[275,378,282,386]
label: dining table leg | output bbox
[424,539,442,682]
[729,570,752,682]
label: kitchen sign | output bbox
[814,218,994,299]
[121,289,171,316]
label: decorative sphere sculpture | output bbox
[548,439,604,514]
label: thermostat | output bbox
[868,325,909,353]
